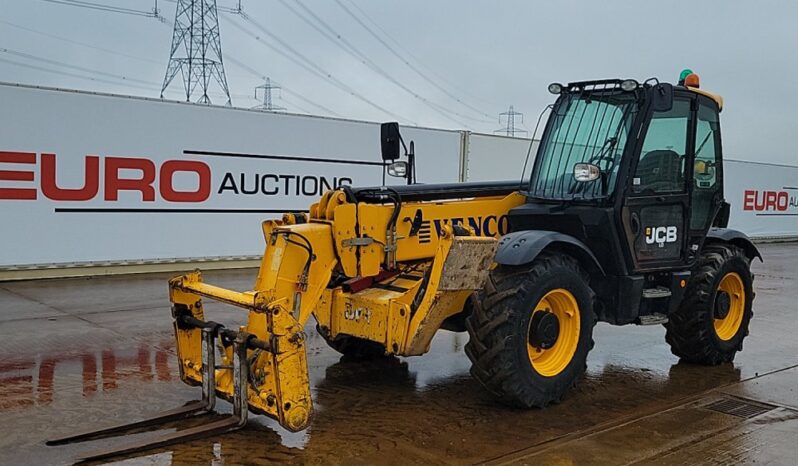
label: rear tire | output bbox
[665,244,754,365]
[465,252,596,408]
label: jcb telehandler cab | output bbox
[49,73,759,462]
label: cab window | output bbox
[632,98,690,195]
[690,102,722,230]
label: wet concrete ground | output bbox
[1,242,797,465]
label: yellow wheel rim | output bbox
[714,272,745,341]
[527,289,580,377]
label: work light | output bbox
[620,79,639,91]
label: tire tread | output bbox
[465,253,595,407]
[665,243,754,365]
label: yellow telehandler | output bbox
[49,73,760,462]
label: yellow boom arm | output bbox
[168,189,525,431]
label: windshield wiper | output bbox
[588,137,618,166]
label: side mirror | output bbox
[380,122,401,161]
[649,83,673,112]
[695,159,715,176]
[387,161,408,178]
[573,163,601,182]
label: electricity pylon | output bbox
[161,0,231,105]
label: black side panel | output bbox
[706,228,762,261]
[349,180,520,203]
[494,230,604,275]
[713,202,731,228]
[635,205,684,262]
[508,203,628,276]
[613,275,644,325]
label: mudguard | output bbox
[494,230,604,275]
[706,228,762,261]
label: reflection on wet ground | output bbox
[1,242,797,465]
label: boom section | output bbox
[168,188,525,432]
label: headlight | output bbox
[548,82,563,94]
[573,163,601,182]
[387,161,408,178]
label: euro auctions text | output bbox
[0,151,353,202]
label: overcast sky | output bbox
[1,0,796,164]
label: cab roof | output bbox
[685,86,724,111]
[559,78,724,112]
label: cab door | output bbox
[686,96,724,261]
[622,93,695,271]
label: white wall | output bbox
[2,83,794,270]
[0,83,460,267]
[463,133,538,183]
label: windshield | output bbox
[529,89,638,200]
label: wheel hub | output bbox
[715,290,731,319]
[529,311,560,349]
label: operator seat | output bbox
[635,149,683,193]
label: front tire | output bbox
[465,252,596,408]
[666,244,754,365]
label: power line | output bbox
[0,54,255,103]
[13,1,413,122]
[281,0,485,124]
[1,17,250,83]
[40,0,161,18]
[0,46,214,97]
[203,0,476,126]
[163,0,242,16]
[222,13,415,123]
[236,12,414,123]
[222,17,330,92]
[216,0,242,15]
[0,47,156,86]
[226,1,490,125]
[165,31,343,117]
[220,20,345,117]
[335,0,499,116]
[0,43,268,105]
[276,0,480,128]
[0,56,159,92]
[343,0,499,108]
[274,84,341,117]
[277,95,313,114]
[0,19,162,65]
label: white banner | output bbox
[726,159,798,237]
[2,83,793,269]
[0,83,461,266]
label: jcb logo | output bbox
[343,303,371,323]
[645,226,678,248]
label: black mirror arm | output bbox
[407,141,415,184]
[600,171,611,196]
[398,134,409,157]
